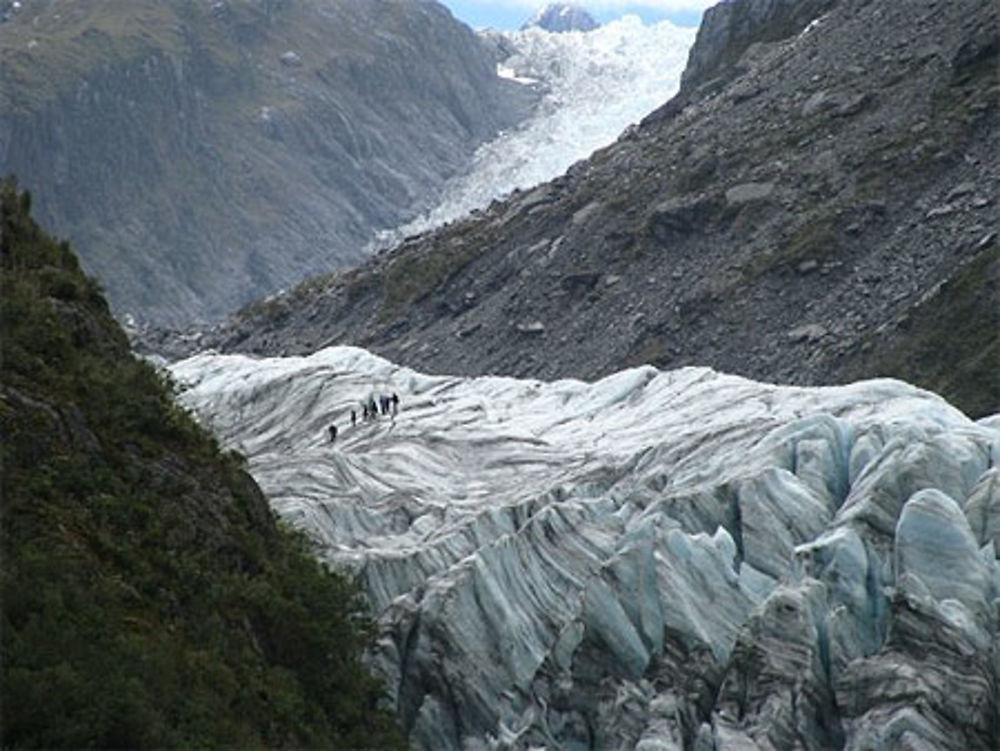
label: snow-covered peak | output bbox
[522,3,599,33]
[170,346,1000,749]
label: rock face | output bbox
[171,345,1000,750]
[186,0,999,419]
[0,0,535,325]
[679,0,837,94]
[521,4,599,33]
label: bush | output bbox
[0,178,409,749]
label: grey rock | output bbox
[802,90,832,117]
[946,181,977,201]
[680,0,838,94]
[725,182,776,206]
[833,91,872,117]
[521,3,599,33]
[787,324,827,343]
[572,200,603,226]
[648,194,722,238]
[515,320,546,335]
[561,272,600,293]
[0,0,537,326]
[797,259,820,274]
[925,204,960,219]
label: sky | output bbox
[438,1,717,30]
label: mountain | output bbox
[0,180,406,748]
[185,0,999,419]
[679,0,838,95]
[522,3,599,33]
[170,344,1000,750]
[0,0,535,326]
[374,15,695,249]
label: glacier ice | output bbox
[171,347,1000,750]
[371,17,696,249]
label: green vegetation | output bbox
[378,235,485,322]
[0,2,258,114]
[837,242,1000,419]
[857,39,997,200]
[742,213,838,278]
[0,179,408,749]
[626,334,672,370]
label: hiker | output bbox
[381,395,389,415]
[350,409,357,427]
[391,392,399,415]
[362,404,369,421]
[368,397,378,419]
[328,424,338,443]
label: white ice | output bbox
[170,346,1000,750]
[370,16,696,249]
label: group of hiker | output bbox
[328,392,400,443]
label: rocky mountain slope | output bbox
[196,0,999,418]
[0,180,406,748]
[0,0,534,325]
[172,344,1000,750]
[522,4,599,33]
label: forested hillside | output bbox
[0,179,407,749]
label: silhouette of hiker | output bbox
[391,392,399,415]
[328,424,338,443]
[362,404,369,421]
[351,410,357,427]
[369,397,378,419]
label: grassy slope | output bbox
[0,179,407,748]
[836,243,1000,419]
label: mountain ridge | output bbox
[522,3,599,33]
[179,0,999,418]
[0,0,535,326]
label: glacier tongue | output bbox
[372,17,696,249]
[170,347,1000,750]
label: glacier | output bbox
[170,347,1000,750]
[371,16,696,249]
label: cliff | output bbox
[0,0,534,325]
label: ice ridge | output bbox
[171,347,1000,750]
